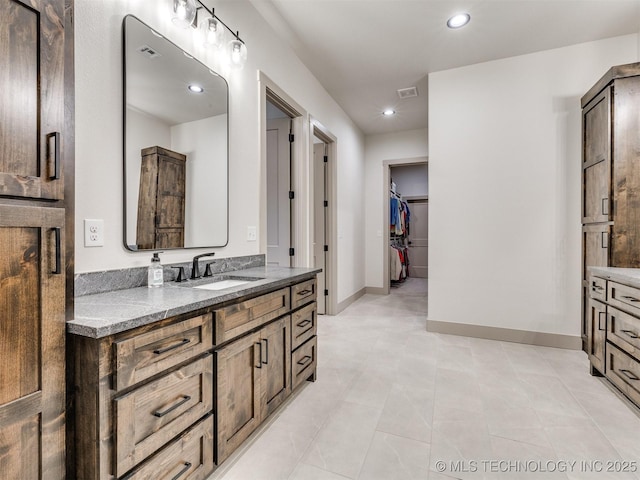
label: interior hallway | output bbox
[210,278,640,480]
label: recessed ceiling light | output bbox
[447,13,470,29]
[188,84,204,93]
[382,109,396,117]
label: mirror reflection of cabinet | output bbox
[136,146,186,249]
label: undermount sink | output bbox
[192,276,263,291]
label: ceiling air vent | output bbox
[397,86,418,99]
[137,45,161,59]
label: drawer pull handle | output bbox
[297,355,312,366]
[601,232,608,249]
[262,338,269,365]
[256,342,263,369]
[153,395,191,417]
[297,319,312,328]
[620,369,640,381]
[52,227,61,275]
[153,338,191,355]
[297,289,312,296]
[621,295,640,303]
[598,312,606,331]
[602,197,609,216]
[622,329,639,339]
[47,131,60,180]
[591,285,604,291]
[172,462,192,480]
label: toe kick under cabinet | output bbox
[70,275,318,479]
[588,271,640,409]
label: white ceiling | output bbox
[250,0,640,136]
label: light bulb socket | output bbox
[228,38,247,70]
[171,0,197,29]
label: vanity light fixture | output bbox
[188,84,204,93]
[169,0,247,69]
[382,109,396,117]
[447,12,471,29]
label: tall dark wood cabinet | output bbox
[136,146,186,249]
[0,0,73,478]
[581,62,640,355]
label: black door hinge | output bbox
[289,133,294,143]
[324,200,328,207]
[324,245,328,252]
[324,289,329,296]
[289,248,295,257]
[323,155,328,163]
[289,191,295,200]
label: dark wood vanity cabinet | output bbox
[71,275,319,479]
[136,146,186,249]
[0,0,70,478]
[581,63,640,349]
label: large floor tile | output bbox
[357,431,430,480]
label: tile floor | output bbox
[209,278,640,480]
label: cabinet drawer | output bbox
[291,278,317,310]
[608,306,640,356]
[606,343,640,407]
[608,281,640,317]
[114,355,213,477]
[122,415,214,480]
[588,276,607,301]
[114,314,212,391]
[214,288,289,344]
[291,302,317,351]
[292,336,317,390]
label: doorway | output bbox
[383,158,428,294]
[266,101,292,267]
[311,119,337,315]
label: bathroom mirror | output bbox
[123,15,228,250]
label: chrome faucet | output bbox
[191,252,216,279]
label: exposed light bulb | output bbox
[188,84,204,93]
[447,13,470,29]
[171,0,196,29]
[200,16,225,48]
[383,109,396,116]
[228,38,247,70]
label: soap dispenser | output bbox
[148,252,164,288]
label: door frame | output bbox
[259,72,308,266]
[383,157,428,294]
[310,117,337,315]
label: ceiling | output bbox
[249,0,640,136]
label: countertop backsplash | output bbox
[74,254,265,297]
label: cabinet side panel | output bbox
[612,77,640,267]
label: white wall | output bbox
[364,129,428,288]
[428,34,639,337]
[124,107,171,246]
[75,0,366,304]
[171,114,228,246]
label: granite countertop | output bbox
[68,266,321,338]
[588,266,640,289]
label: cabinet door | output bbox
[0,0,65,200]
[583,224,609,281]
[588,297,607,374]
[155,153,185,248]
[261,316,291,417]
[582,87,611,223]
[0,204,65,479]
[216,331,262,464]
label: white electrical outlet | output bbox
[84,219,104,247]
[247,226,257,241]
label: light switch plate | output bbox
[84,219,104,247]
[247,226,257,241]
